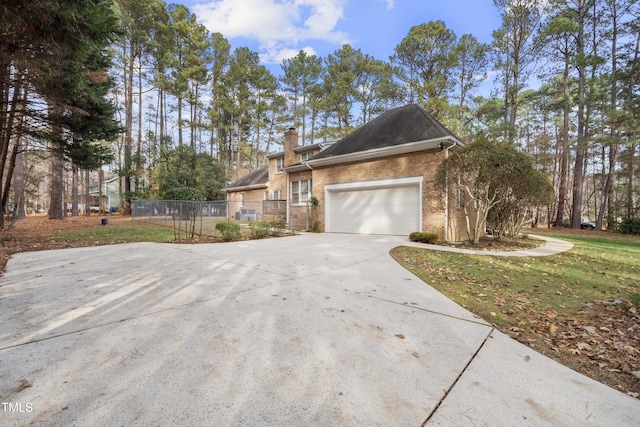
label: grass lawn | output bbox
[391,231,640,398]
[51,220,178,244]
[51,218,257,244]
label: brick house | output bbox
[225,104,468,241]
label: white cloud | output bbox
[261,45,317,65]
[193,0,349,63]
[379,0,394,10]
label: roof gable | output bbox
[311,104,461,161]
[225,165,268,191]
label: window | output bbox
[291,179,312,205]
[272,190,281,200]
[240,193,245,206]
[300,151,313,161]
[276,157,284,173]
[264,191,269,200]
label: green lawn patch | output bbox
[391,233,640,328]
[391,232,640,397]
[51,221,177,244]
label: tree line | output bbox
[1,0,639,231]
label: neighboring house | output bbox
[89,174,122,212]
[225,104,469,241]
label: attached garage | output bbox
[324,176,422,236]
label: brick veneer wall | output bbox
[288,169,313,231]
[310,149,468,241]
[226,188,266,204]
[268,158,286,199]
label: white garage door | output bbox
[325,177,422,236]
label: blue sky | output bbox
[180,0,501,66]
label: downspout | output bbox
[304,162,313,232]
[286,170,291,232]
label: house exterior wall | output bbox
[225,127,470,241]
[226,188,267,205]
[225,188,267,221]
[268,158,286,200]
[309,150,467,241]
[288,169,313,231]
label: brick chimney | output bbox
[284,127,299,167]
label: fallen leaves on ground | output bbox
[393,231,640,400]
[17,379,31,392]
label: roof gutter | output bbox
[224,183,268,193]
[306,136,461,168]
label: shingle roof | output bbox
[225,165,268,191]
[310,104,461,160]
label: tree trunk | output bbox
[49,141,65,220]
[570,0,587,229]
[595,0,615,230]
[14,147,26,219]
[236,116,242,179]
[554,57,571,227]
[136,61,143,193]
[629,142,636,218]
[302,93,307,145]
[0,66,25,228]
[123,42,134,215]
[2,130,21,221]
[84,169,90,216]
[178,94,183,146]
[71,164,79,216]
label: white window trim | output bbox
[276,157,284,173]
[291,179,312,206]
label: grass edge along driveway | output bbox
[390,231,640,399]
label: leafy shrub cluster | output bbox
[409,231,438,244]
[215,222,241,241]
[269,220,287,236]
[618,218,640,235]
[249,221,270,238]
[250,220,287,239]
[163,187,203,201]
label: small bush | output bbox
[409,231,438,244]
[618,218,640,235]
[269,219,286,236]
[215,222,241,241]
[250,221,271,239]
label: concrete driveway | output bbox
[0,233,638,426]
